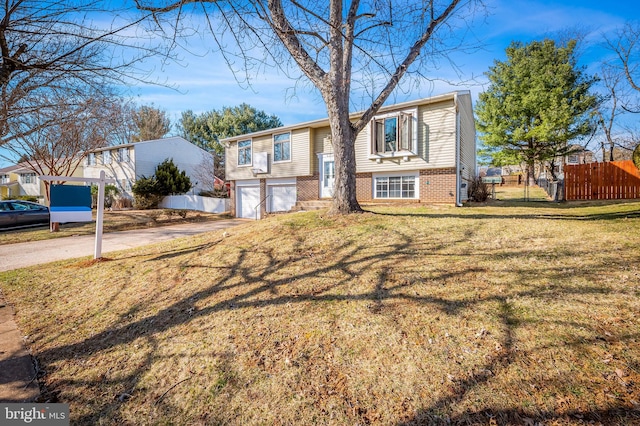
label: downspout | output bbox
[454,93,463,207]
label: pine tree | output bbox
[154,159,191,196]
[475,39,598,183]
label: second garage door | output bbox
[268,183,297,213]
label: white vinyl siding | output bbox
[226,129,311,180]
[355,99,457,173]
[456,92,476,201]
[132,137,213,196]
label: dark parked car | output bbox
[0,200,50,231]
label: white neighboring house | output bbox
[83,137,214,199]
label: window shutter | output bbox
[400,113,412,151]
[375,120,384,153]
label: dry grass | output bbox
[0,209,230,245]
[1,198,639,425]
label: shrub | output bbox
[91,184,119,208]
[134,194,162,210]
[154,159,191,196]
[131,159,192,209]
[132,176,161,209]
[468,177,491,202]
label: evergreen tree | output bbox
[154,158,191,195]
[177,103,282,180]
[475,39,598,183]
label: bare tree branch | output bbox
[136,0,484,214]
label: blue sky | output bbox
[131,0,639,126]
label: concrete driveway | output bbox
[0,219,247,272]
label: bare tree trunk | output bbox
[328,113,362,215]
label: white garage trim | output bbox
[235,179,260,187]
[266,177,296,186]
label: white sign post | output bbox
[40,173,116,259]
[94,171,107,259]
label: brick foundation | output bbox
[356,173,373,201]
[297,175,319,201]
[419,168,457,203]
[232,167,458,217]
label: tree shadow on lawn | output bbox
[370,208,640,221]
[30,226,640,424]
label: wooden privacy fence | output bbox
[564,160,640,200]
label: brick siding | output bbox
[259,179,267,218]
[229,181,236,217]
[296,175,319,201]
[419,168,457,203]
[356,173,373,201]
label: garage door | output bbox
[237,185,260,219]
[268,184,297,213]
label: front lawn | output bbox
[1,200,639,425]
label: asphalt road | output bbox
[0,219,247,272]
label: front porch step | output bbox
[292,200,332,211]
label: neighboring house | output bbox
[541,144,595,181]
[0,164,22,200]
[223,91,476,219]
[0,162,83,203]
[563,145,595,168]
[83,137,215,199]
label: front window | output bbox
[238,140,252,166]
[567,154,578,164]
[118,148,130,162]
[273,133,291,162]
[375,175,416,199]
[373,112,414,154]
[87,153,96,166]
[103,150,112,165]
[0,174,8,184]
[20,173,36,184]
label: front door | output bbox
[319,153,335,198]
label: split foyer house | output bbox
[83,136,214,199]
[224,91,476,219]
